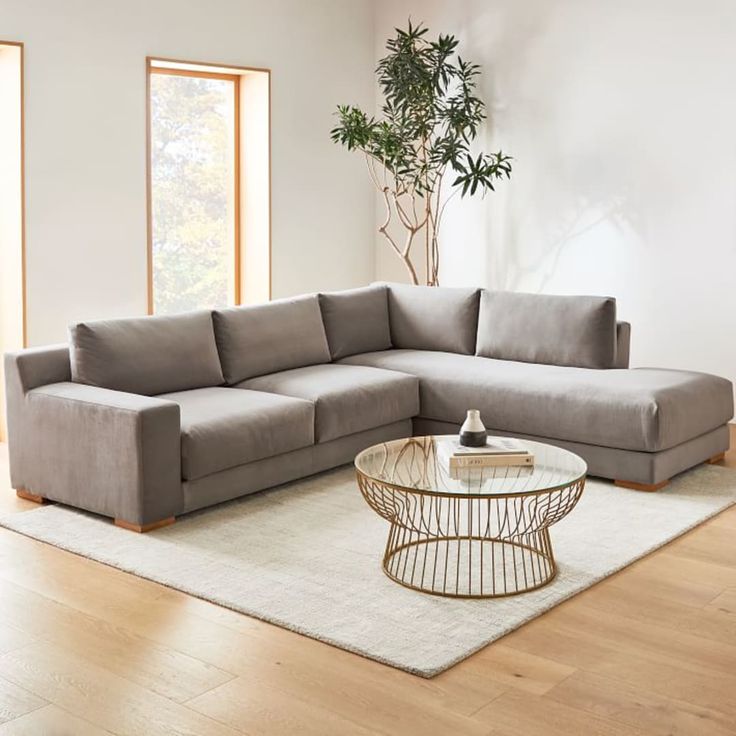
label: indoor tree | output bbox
[331,21,512,285]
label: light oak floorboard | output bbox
[474,687,647,736]
[585,647,736,721]
[537,602,736,680]
[708,506,736,529]
[0,645,246,736]
[595,554,725,608]
[0,677,45,726]
[0,426,734,734]
[494,616,621,671]
[571,571,736,647]
[705,587,736,615]
[0,704,113,736]
[186,675,486,736]
[457,644,575,696]
[629,545,736,591]
[547,670,736,736]
[0,624,34,657]
[0,578,237,703]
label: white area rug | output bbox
[2,463,735,677]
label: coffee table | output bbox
[355,436,586,598]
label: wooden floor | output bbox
[0,434,735,736]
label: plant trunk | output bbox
[425,199,437,286]
[426,212,439,286]
[377,228,419,285]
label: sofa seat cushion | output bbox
[339,350,734,453]
[235,364,419,443]
[158,387,315,480]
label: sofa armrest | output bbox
[10,381,182,525]
[615,321,631,369]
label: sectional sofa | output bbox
[4,284,733,531]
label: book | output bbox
[447,452,534,468]
[436,436,534,470]
[446,462,534,480]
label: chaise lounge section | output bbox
[4,284,732,530]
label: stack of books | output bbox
[436,436,534,477]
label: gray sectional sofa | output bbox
[4,284,733,531]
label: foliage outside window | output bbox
[150,72,236,314]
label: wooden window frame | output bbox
[0,39,25,443]
[146,58,270,313]
[0,39,26,346]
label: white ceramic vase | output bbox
[459,409,487,447]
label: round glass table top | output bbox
[354,435,587,498]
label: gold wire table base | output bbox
[382,526,556,598]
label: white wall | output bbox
[1,0,375,345]
[375,0,736,388]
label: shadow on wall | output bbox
[494,190,642,294]
[443,0,651,293]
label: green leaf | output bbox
[331,20,513,198]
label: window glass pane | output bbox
[150,73,235,314]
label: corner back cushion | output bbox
[386,283,481,354]
[69,311,224,395]
[475,290,618,368]
[213,295,331,383]
[318,285,391,360]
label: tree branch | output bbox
[377,188,402,259]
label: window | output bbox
[147,58,271,314]
[149,68,239,314]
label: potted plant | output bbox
[331,21,512,286]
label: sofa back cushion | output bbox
[213,294,331,383]
[385,283,481,354]
[69,311,224,395]
[475,290,618,368]
[318,285,391,360]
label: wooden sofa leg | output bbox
[615,479,669,492]
[706,452,726,465]
[16,489,48,504]
[114,517,176,533]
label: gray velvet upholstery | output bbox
[5,344,71,393]
[340,349,734,453]
[384,283,480,354]
[5,375,181,525]
[183,420,412,512]
[4,285,733,528]
[213,295,330,383]
[475,290,618,368]
[413,418,730,486]
[318,285,391,360]
[69,311,223,395]
[4,347,72,493]
[158,387,315,480]
[616,322,631,369]
[236,363,419,443]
